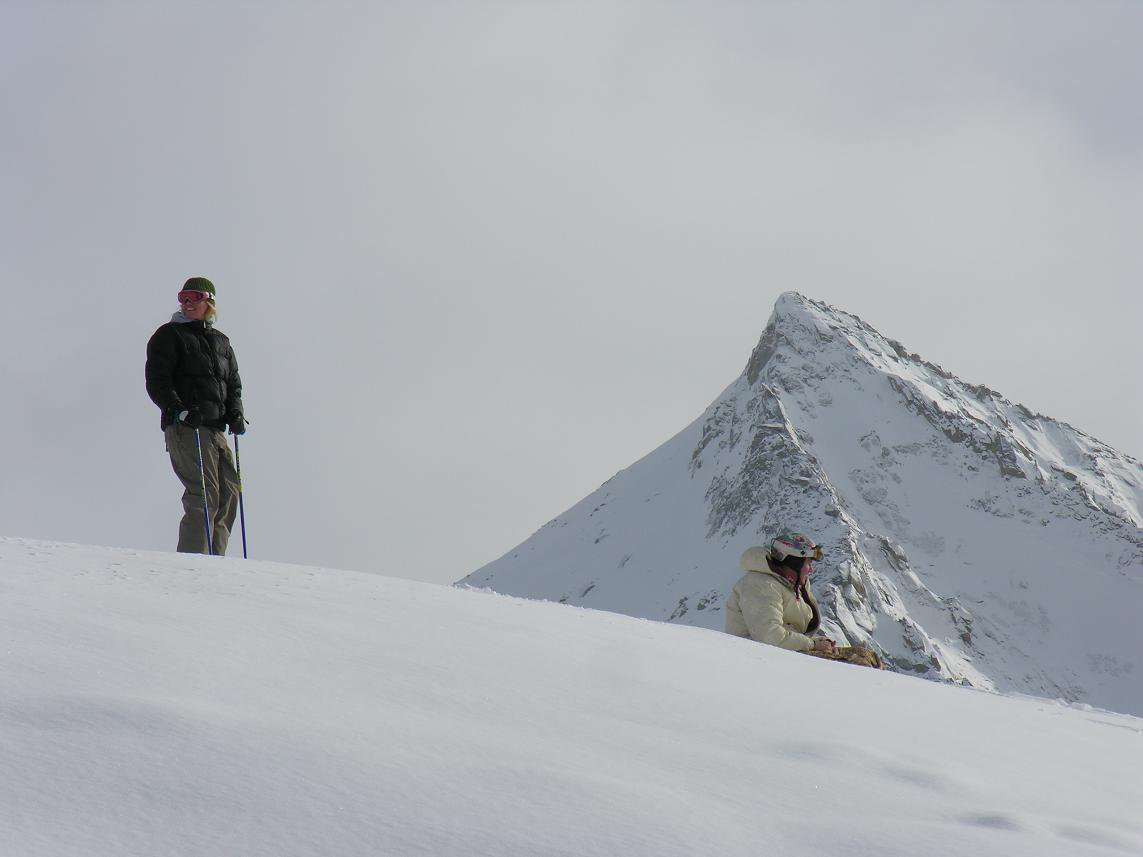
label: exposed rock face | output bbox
[460,293,1143,716]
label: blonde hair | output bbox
[204,301,218,323]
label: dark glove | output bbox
[177,408,203,429]
[227,414,247,436]
[165,403,196,428]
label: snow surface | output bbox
[3,537,1142,856]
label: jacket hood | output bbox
[741,546,806,588]
[739,545,772,573]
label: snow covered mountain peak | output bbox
[462,294,1143,716]
[752,292,1142,527]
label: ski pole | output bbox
[194,427,214,555]
[234,433,248,559]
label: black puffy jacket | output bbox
[146,318,244,430]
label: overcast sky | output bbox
[2,2,1139,585]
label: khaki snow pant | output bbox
[164,424,240,555]
[805,646,885,669]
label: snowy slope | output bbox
[2,537,1142,856]
[462,293,1143,716]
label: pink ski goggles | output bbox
[178,290,211,304]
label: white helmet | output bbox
[770,532,823,562]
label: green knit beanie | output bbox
[183,277,216,301]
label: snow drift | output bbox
[2,537,1142,856]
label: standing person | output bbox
[725,533,837,654]
[145,277,246,555]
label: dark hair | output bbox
[781,553,807,573]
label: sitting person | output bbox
[725,533,837,655]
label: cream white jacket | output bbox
[725,547,821,651]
